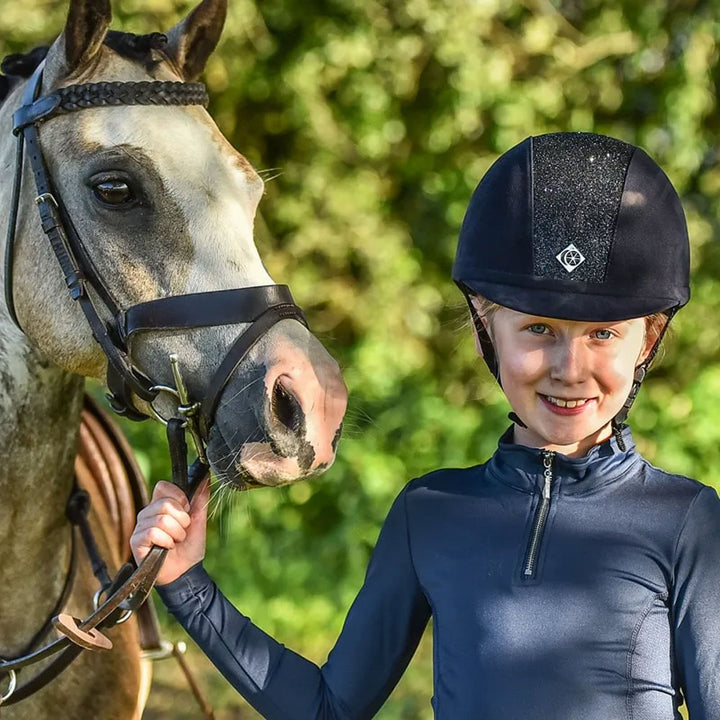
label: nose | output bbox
[264,345,347,472]
[549,338,589,385]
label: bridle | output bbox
[6,61,307,436]
[0,61,307,704]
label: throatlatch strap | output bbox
[4,133,24,328]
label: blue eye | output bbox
[594,329,613,340]
[528,324,548,334]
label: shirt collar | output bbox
[487,424,641,495]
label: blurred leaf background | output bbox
[2,0,719,717]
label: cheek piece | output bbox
[466,290,677,450]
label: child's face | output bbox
[484,307,656,457]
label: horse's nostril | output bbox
[271,379,303,434]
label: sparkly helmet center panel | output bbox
[532,133,636,283]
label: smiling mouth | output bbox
[542,395,593,409]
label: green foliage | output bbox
[3,1,720,717]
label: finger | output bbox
[137,497,191,528]
[132,526,176,552]
[152,480,191,511]
[133,512,189,543]
[140,512,189,542]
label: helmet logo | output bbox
[556,243,586,273]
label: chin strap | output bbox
[611,307,677,451]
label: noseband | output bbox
[5,61,307,443]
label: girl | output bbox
[131,132,720,719]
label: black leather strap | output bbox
[4,133,24,327]
[121,285,298,338]
[4,645,83,705]
[13,80,208,134]
[66,487,112,591]
[200,303,306,433]
[167,419,189,497]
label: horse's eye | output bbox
[93,179,133,205]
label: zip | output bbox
[522,450,555,579]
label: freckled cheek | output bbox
[500,352,547,387]
[598,356,637,398]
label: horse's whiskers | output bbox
[257,167,284,183]
[216,376,264,413]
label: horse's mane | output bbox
[0,31,168,106]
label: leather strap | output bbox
[13,80,208,134]
[121,285,299,338]
[167,420,190,498]
[200,303,306,434]
[3,133,24,327]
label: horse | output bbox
[0,0,347,717]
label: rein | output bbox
[1,61,306,705]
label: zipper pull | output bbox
[541,450,554,499]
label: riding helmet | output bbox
[453,132,690,321]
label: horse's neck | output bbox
[0,318,85,650]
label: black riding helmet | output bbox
[453,132,690,433]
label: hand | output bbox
[130,477,210,586]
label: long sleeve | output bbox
[671,485,720,718]
[156,485,431,720]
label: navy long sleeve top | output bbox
[157,427,720,719]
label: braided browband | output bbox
[57,80,208,111]
[13,80,208,134]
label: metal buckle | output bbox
[34,191,58,208]
[0,666,17,705]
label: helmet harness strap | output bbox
[611,306,677,450]
[463,289,528,429]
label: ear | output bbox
[165,0,227,81]
[63,0,112,75]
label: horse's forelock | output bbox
[103,30,169,70]
[0,30,171,105]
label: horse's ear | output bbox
[62,0,112,75]
[165,0,227,81]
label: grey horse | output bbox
[0,0,347,716]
